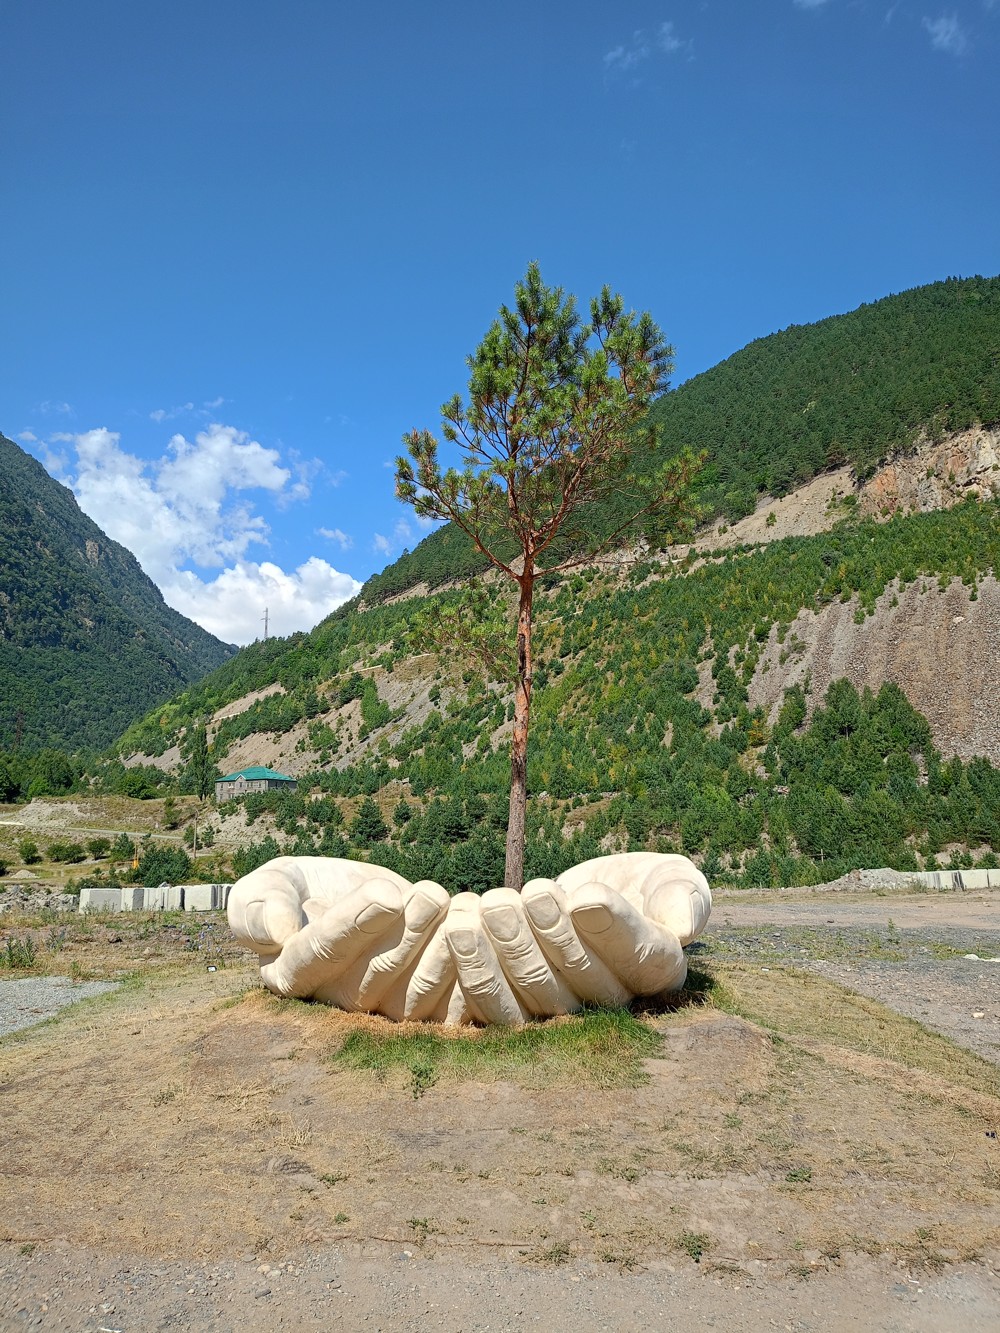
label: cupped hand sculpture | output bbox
[228,852,711,1026]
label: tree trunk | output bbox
[504,569,534,890]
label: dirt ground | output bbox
[1,886,999,1331]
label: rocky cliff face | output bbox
[748,575,1000,766]
[859,427,1000,518]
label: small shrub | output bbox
[18,838,40,865]
[677,1230,711,1263]
[46,840,86,864]
[3,936,38,969]
[409,1057,438,1100]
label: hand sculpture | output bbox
[228,851,711,1027]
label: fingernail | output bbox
[356,902,394,930]
[572,904,614,934]
[482,905,520,942]
[448,927,480,959]
[524,893,560,929]
[407,893,442,931]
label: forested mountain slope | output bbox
[363,275,1000,603]
[113,493,1000,889]
[0,433,234,751]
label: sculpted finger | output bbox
[228,857,308,955]
[347,880,450,1013]
[569,882,687,995]
[385,920,461,1022]
[640,871,712,947]
[260,879,404,999]
[479,888,579,1016]
[444,893,529,1026]
[521,878,632,1007]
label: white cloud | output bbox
[164,558,361,644]
[100,423,293,573]
[203,396,226,410]
[18,430,38,443]
[41,424,358,643]
[922,12,970,52]
[793,0,831,10]
[372,518,420,560]
[318,526,353,549]
[150,402,194,423]
[39,400,72,415]
[658,21,685,52]
[604,32,650,73]
[605,21,690,75]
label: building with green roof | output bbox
[215,765,297,803]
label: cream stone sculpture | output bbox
[228,851,711,1026]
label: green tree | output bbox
[26,749,74,798]
[184,724,218,800]
[232,836,281,879]
[110,832,136,864]
[396,263,700,888]
[349,796,389,846]
[135,842,192,887]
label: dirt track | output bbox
[1,885,999,1331]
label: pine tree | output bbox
[396,263,700,888]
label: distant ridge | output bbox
[0,432,234,751]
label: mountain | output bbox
[111,277,1000,888]
[362,274,1000,603]
[0,433,234,752]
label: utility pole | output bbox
[261,607,269,641]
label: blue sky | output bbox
[3,0,998,643]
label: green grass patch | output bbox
[330,1006,664,1091]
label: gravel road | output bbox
[704,888,1000,1065]
[0,977,119,1038]
[2,1241,998,1332]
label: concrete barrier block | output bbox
[183,885,213,911]
[957,869,991,890]
[139,885,185,910]
[183,884,231,911]
[989,870,1000,889]
[119,887,145,910]
[79,887,122,913]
